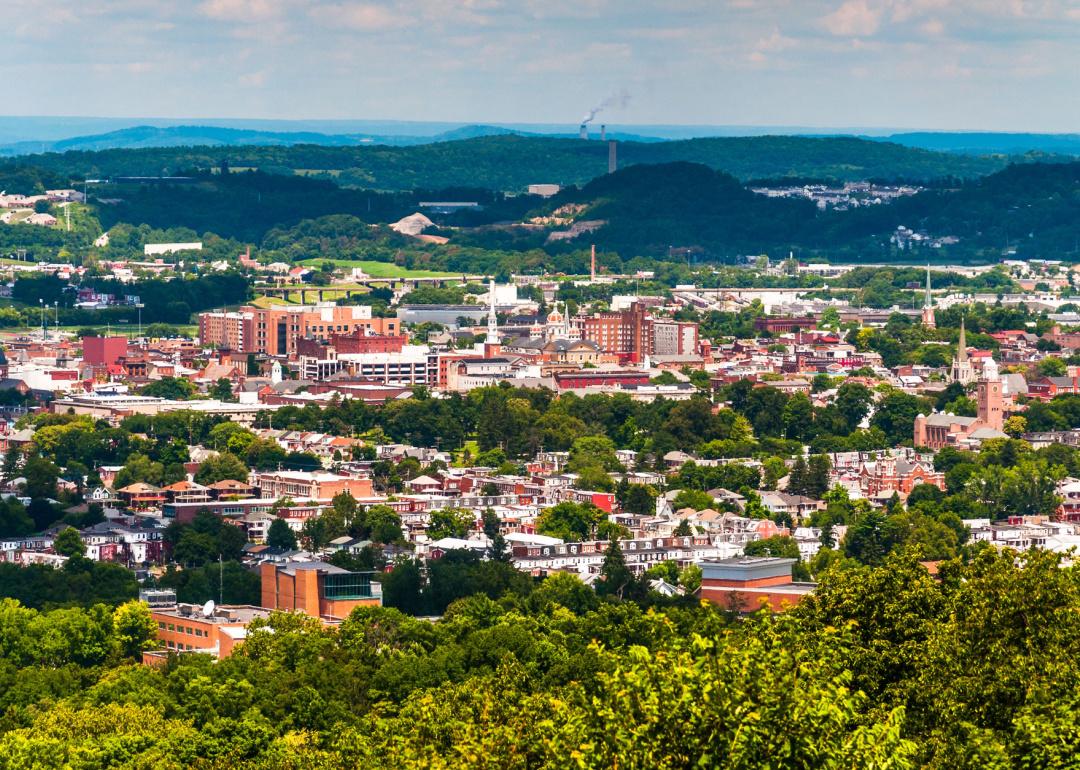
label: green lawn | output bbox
[298,259,459,278]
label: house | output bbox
[117,482,166,511]
[206,479,256,499]
[161,480,211,504]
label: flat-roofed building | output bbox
[698,556,815,613]
[144,602,270,663]
[260,560,381,620]
[252,470,373,500]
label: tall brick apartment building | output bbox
[577,302,698,364]
[199,304,400,356]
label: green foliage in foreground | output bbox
[1,548,1079,768]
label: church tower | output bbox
[484,279,501,357]
[950,317,975,385]
[921,264,936,329]
[977,356,1004,432]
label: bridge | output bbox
[251,274,489,305]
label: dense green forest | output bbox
[3,548,1080,768]
[2,134,1007,192]
[3,142,1080,276]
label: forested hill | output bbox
[526,160,1080,261]
[6,134,1009,192]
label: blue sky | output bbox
[3,0,1080,131]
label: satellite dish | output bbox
[201,600,215,617]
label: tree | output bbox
[209,378,234,402]
[112,600,157,658]
[22,456,59,500]
[1003,414,1027,438]
[364,504,403,544]
[597,539,634,600]
[805,454,832,499]
[141,377,196,400]
[673,518,693,536]
[787,456,809,496]
[528,571,599,614]
[194,452,249,484]
[2,446,22,483]
[834,381,874,433]
[870,391,926,446]
[382,559,425,614]
[761,456,787,490]
[568,436,623,473]
[843,509,899,566]
[782,392,814,441]
[52,527,85,558]
[1038,357,1068,377]
[0,497,33,538]
[672,488,714,512]
[113,453,163,490]
[330,492,359,530]
[427,507,473,540]
[536,501,604,542]
[266,517,298,550]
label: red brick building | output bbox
[578,302,652,364]
[82,336,128,367]
[260,561,381,621]
[698,557,814,613]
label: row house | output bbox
[1027,374,1080,401]
[511,534,729,576]
[1057,479,1080,523]
[556,487,617,513]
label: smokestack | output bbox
[579,123,588,140]
[591,244,596,281]
[600,124,606,141]
[608,141,617,174]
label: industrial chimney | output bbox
[608,141,617,174]
[600,124,606,141]
[579,123,588,140]
[591,244,596,281]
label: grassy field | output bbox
[298,259,459,278]
[250,295,295,308]
[1,324,199,338]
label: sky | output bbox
[3,0,1080,132]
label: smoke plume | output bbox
[582,89,631,124]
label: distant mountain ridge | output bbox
[0,123,665,156]
[6,134,1010,191]
[4,118,1080,159]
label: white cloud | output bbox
[823,0,884,36]
[239,70,268,86]
[197,0,284,22]
[309,2,410,30]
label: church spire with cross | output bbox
[921,264,936,329]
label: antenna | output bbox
[202,599,216,617]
